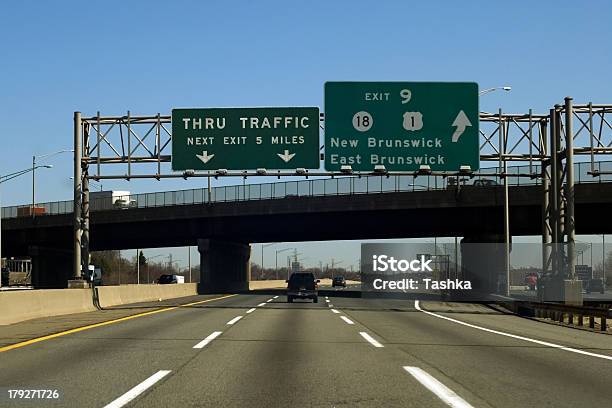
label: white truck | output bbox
[90,190,136,211]
[86,265,102,285]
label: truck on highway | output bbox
[90,190,136,211]
[16,206,46,217]
[286,272,319,303]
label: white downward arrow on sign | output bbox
[451,110,472,142]
[277,150,296,163]
[196,151,215,164]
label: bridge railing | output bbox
[3,161,612,219]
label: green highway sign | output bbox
[172,107,320,170]
[324,82,479,171]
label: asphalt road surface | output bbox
[1,291,611,407]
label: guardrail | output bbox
[3,160,612,219]
[514,301,610,332]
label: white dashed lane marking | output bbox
[103,370,172,408]
[193,331,223,349]
[340,316,355,325]
[359,332,384,348]
[226,316,243,325]
[403,366,474,408]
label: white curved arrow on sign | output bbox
[451,110,472,143]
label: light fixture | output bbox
[479,86,512,96]
[374,165,386,173]
[418,165,432,175]
[340,165,353,174]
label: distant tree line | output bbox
[250,263,361,281]
[90,250,197,285]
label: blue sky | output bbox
[1,1,611,268]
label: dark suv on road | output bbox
[286,272,319,303]
[157,274,179,284]
[332,276,346,287]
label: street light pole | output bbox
[32,149,73,218]
[0,186,3,287]
[275,248,293,280]
[31,155,35,217]
[261,243,275,278]
[136,248,140,284]
[480,83,512,296]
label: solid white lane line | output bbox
[246,308,256,314]
[226,316,243,325]
[403,366,474,408]
[359,331,384,348]
[340,316,355,325]
[103,370,171,408]
[193,331,223,349]
[331,309,341,314]
[273,295,279,299]
[257,303,266,307]
[414,300,612,362]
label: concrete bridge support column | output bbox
[197,239,251,293]
[29,246,73,288]
[460,235,506,297]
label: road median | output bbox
[0,283,199,325]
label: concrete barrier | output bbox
[97,283,198,308]
[0,289,95,326]
[248,280,287,290]
[0,283,199,325]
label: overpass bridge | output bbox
[3,161,612,289]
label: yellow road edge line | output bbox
[0,294,237,353]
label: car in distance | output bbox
[286,272,319,303]
[473,179,499,187]
[587,278,605,294]
[1,267,8,287]
[157,274,185,284]
[525,272,538,291]
[332,276,346,288]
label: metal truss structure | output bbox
[542,100,612,286]
[80,111,555,179]
[71,101,612,301]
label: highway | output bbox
[1,291,612,407]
